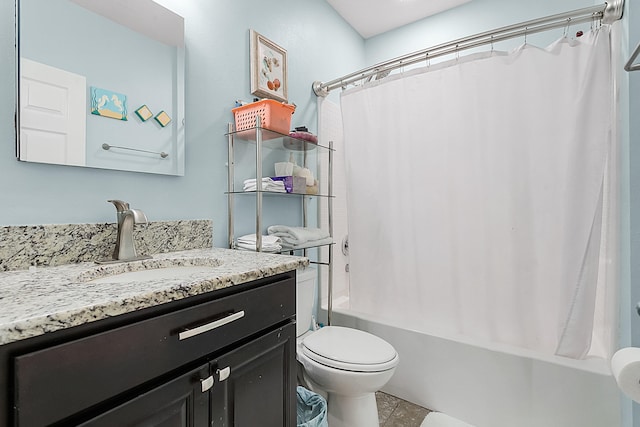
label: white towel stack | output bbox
[267,225,332,250]
[243,178,286,192]
[236,233,282,252]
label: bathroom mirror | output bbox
[16,0,185,175]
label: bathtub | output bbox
[328,306,621,427]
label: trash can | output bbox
[296,386,328,427]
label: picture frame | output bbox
[154,110,172,127]
[134,105,153,122]
[250,29,287,102]
[90,86,128,121]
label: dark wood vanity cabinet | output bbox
[0,271,297,427]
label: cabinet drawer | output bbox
[14,275,295,426]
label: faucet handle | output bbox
[130,209,149,224]
[107,199,130,212]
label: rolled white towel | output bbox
[267,225,330,245]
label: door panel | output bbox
[211,323,296,427]
[19,58,86,166]
[77,364,209,427]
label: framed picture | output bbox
[250,30,287,102]
[90,86,128,121]
[134,105,153,122]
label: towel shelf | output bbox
[226,118,335,324]
[225,190,334,198]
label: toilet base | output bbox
[327,392,379,427]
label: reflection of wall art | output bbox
[134,105,153,122]
[90,87,128,120]
[250,30,287,102]
[154,110,172,127]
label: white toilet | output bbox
[296,267,399,427]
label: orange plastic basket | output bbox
[232,99,295,135]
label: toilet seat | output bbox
[301,326,399,372]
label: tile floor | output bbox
[376,391,431,427]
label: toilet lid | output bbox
[301,326,398,372]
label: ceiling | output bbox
[326,0,473,39]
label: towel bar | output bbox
[102,143,168,158]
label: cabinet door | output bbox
[77,364,210,427]
[211,323,296,427]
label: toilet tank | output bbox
[296,267,317,337]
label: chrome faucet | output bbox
[99,199,151,263]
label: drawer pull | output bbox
[178,310,245,340]
[217,366,231,382]
[201,375,214,392]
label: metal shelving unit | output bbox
[226,120,335,323]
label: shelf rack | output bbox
[226,118,335,324]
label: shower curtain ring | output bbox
[524,27,528,44]
[455,44,460,60]
[590,13,599,31]
[564,17,572,37]
[491,35,494,52]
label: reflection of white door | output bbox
[19,58,86,166]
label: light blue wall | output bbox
[0,0,364,248]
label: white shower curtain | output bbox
[340,29,613,359]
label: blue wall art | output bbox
[90,86,128,121]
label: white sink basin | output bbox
[78,257,223,284]
[87,266,220,284]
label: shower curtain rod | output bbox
[312,0,624,97]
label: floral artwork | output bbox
[90,87,128,121]
[250,30,287,102]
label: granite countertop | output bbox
[0,248,308,346]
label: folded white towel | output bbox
[236,234,282,252]
[243,178,286,192]
[236,243,282,252]
[243,184,285,192]
[237,234,281,244]
[244,177,272,184]
[267,225,330,245]
[280,236,333,250]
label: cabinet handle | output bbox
[178,310,245,340]
[201,375,214,392]
[217,366,231,382]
